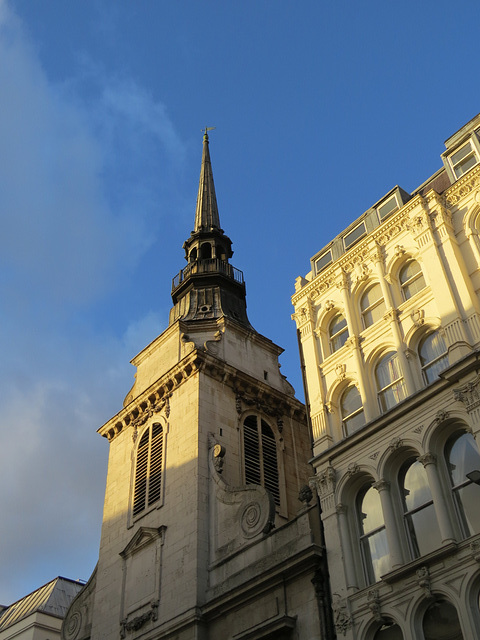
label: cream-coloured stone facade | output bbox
[292,113,480,638]
[62,133,330,640]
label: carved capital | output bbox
[454,375,480,412]
[336,502,347,516]
[345,335,362,350]
[470,539,480,563]
[373,478,390,493]
[418,452,437,467]
[313,466,336,498]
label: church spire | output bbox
[194,129,220,232]
[169,131,252,329]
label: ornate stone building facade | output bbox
[292,113,480,638]
[62,133,331,640]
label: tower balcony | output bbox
[172,259,244,293]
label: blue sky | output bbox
[1,0,479,605]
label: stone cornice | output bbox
[99,349,306,442]
[444,163,480,207]
[292,167,480,308]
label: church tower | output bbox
[62,133,330,640]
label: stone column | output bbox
[373,479,403,569]
[336,503,358,590]
[418,453,456,544]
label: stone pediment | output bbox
[120,526,166,559]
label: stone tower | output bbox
[62,133,330,640]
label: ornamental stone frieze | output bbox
[445,164,480,206]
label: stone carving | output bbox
[335,363,346,381]
[413,424,425,434]
[298,484,313,506]
[389,437,403,451]
[434,409,449,424]
[369,451,380,460]
[454,376,480,412]
[204,330,223,355]
[418,452,436,467]
[416,566,432,599]
[346,462,359,477]
[411,309,425,327]
[324,299,335,311]
[120,601,158,638]
[470,539,480,563]
[394,244,405,257]
[313,466,336,498]
[367,589,383,622]
[62,565,97,640]
[332,593,352,636]
[208,439,275,554]
[445,168,480,206]
[213,443,225,473]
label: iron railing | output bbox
[172,259,244,291]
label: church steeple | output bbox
[194,130,221,232]
[169,132,252,328]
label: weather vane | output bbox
[202,126,216,139]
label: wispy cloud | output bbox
[0,1,181,604]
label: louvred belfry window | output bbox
[243,415,280,506]
[133,422,164,517]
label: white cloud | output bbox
[0,2,183,604]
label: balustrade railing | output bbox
[172,259,244,291]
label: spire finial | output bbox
[194,127,220,232]
[201,126,216,142]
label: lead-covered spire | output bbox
[169,131,252,328]
[194,130,220,232]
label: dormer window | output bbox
[449,140,479,179]
[315,250,332,274]
[344,222,366,250]
[377,194,399,221]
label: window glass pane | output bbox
[448,432,480,485]
[341,386,362,416]
[344,222,366,249]
[329,314,349,352]
[361,284,382,311]
[401,460,441,557]
[374,623,403,639]
[376,353,401,388]
[423,600,464,640]
[420,332,448,383]
[400,261,426,300]
[451,142,473,165]
[344,410,366,434]
[378,196,399,220]
[341,386,365,435]
[315,251,332,273]
[403,461,432,511]
[363,527,390,582]
[361,284,386,328]
[408,503,442,556]
[455,153,478,177]
[447,432,480,535]
[360,486,384,533]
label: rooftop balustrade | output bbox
[172,259,244,292]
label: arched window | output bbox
[356,484,389,583]
[373,622,403,639]
[133,422,164,517]
[329,313,349,353]
[360,284,386,329]
[243,415,280,506]
[399,459,441,558]
[375,352,406,412]
[189,247,197,262]
[419,331,448,384]
[422,599,464,640]
[399,260,426,300]
[446,431,480,537]
[200,242,212,259]
[340,386,365,436]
